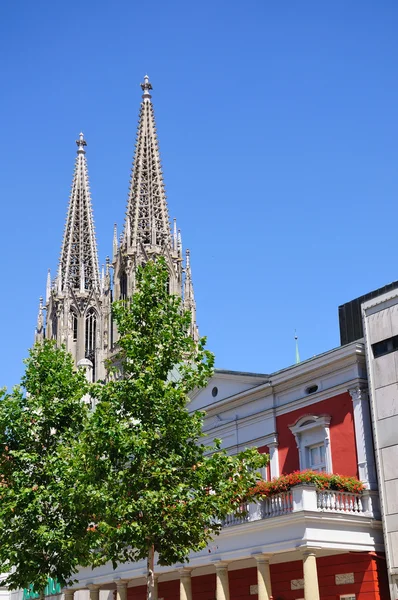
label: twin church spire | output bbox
[36,76,198,380]
[124,75,171,249]
[58,132,100,293]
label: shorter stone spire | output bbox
[184,249,199,342]
[113,223,118,260]
[35,297,44,342]
[173,218,178,252]
[46,269,51,303]
[58,133,99,292]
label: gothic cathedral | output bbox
[35,76,198,381]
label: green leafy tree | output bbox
[0,341,91,593]
[79,259,268,599]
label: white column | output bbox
[215,562,230,600]
[115,580,128,600]
[349,386,378,489]
[302,550,320,600]
[268,436,280,478]
[254,554,272,600]
[179,568,192,600]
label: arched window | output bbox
[51,315,58,340]
[289,415,332,473]
[85,308,97,380]
[120,270,127,300]
[71,310,78,342]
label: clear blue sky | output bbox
[1,1,397,390]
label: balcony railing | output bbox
[222,485,380,528]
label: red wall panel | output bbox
[126,552,389,600]
[257,445,271,480]
[276,392,358,477]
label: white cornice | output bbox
[275,377,367,417]
[270,342,365,389]
[194,342,365,414]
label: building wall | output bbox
[276,392,358,477]
[126,553,388,600]
[362,291,398,596]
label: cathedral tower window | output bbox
[71,310,78,341]
[120,270,127,300]
[51,315,57,340]
[85,308,97,380]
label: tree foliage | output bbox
[0,342,90,591]
[79,259,267,571]
[0,258,268,595]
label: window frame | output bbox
[308,442,326,472]
[289,415,333,473]
[71,309,78,342]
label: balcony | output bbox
[223,484,380,527]
[52,485,382,590]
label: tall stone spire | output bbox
[114,76,182,303]
[58,133,100,292]
[113,76,198,340]
[123,75,172,249]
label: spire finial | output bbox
[295,330,301,364]
[140,74,153,100]
[76,132,87,153]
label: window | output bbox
[308,443,326,472]
[305,384,318,394]
[289,415,332,473]
[71,310,78,341]
[51,315,57,340]
[372,334,398,358]
[85,308,97,380]
[120,270,127,300]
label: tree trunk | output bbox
[146,544,155,600]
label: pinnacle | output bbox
[140,74,153,99]
[76,132,87,153]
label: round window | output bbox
[305,384,319,395]
[212,386,218,397]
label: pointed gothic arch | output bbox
[120,269,127,300]
[70,308,78,341]
[51,313,58,340]
[85,307,97,380]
